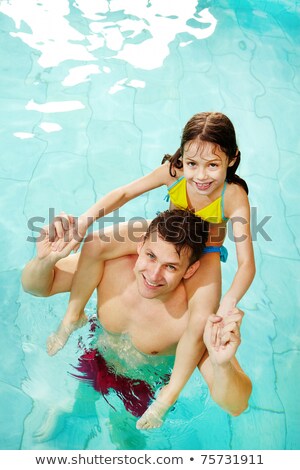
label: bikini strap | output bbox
[167,175,184,191]
[164,175,185,202]
[221,181,229,221]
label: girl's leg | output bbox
[47,221,148,355]
[136,252,221,429]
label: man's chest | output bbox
[97,291,188,355]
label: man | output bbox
[22,210,252,430]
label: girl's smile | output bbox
[193,181,213,192]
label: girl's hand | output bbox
[50,213,89,253]
[215,297,237,319]
[212,298,237,349]
[37,224,80,262]
[204,310,244,366]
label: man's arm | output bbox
[198,311,252,416]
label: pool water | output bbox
[0,0,299,450]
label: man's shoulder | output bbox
[105,254,137,271]
[99,254,137,300]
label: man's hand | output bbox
[203,309,244,366]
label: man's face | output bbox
[134,235,198,301]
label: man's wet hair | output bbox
[144,210,209,266]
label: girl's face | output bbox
[182,140,233,197]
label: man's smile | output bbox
[142,274,164,289]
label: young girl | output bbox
[48,112,255,429]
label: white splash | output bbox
[109,78,146,94]
[62,64,101,86]
[109,78,127,95]
[39,122,62,133]
[180,41,193,48]
[0,0,96,68]
[14,132,34,139]
[82,0,217,70]
[26,99,85,113]
[0,0,217,72]
[127,80,145,89]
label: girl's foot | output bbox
[47,312,88,356]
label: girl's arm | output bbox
[218,184,256,313]
[136,187,255,429]
[52,163,172,252]
[81,163,171,225]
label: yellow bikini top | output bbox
[166,176,228,224]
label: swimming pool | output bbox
[0,0,299,450]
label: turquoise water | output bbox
[0,0,299,450]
